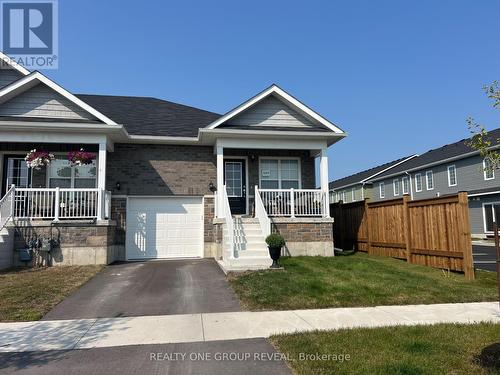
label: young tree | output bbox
[467,81,500,171]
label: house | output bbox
[365,129,500,239]
[0,52,345,271]
[329,155,417,203]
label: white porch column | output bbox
[320,147,330,218]
[97,141,107,220]
[216,146,224,218]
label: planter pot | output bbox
[268,246,282,268]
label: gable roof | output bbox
[206,84,345,134]
[329,154,417,190]
[369,127,500,181]
[77,94,221,137]
[0,51,30,76]
[0,71,117,125]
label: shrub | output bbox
[265,233,285,248]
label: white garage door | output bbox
[126,197,203,260]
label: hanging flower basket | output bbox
[25,149,55,170]
[68,148,96,167]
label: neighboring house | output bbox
[366,129,500,238]
[329,155,417,203]
[0,52,346,270]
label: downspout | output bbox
[405,171,413,200]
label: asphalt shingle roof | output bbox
[76,94,221,137]
[329,155,416,190]
[371,128,500,180]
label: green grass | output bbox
[228,253,497,310]
[0,265,103,321]
[271,323,500,375]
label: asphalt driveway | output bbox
[42,259,241,320]
[473,245,498,272]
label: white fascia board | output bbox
[0,72,118,125]
[468,190,500,197]
[358,155,419,184]
[127,134,200,145]
[366,147,500,183]
[215,137,327,151]
[205,84,345,134]
[0,51,30,75]
[0,130,108,145]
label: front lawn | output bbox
[0,265,103,321]
[271,323,500,375]
[228,253,497,310]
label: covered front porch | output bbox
[214,138,330,220]
[0,134,111,225]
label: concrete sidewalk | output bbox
[1,302,499,353]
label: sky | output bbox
[43,0,500,181]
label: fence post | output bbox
[458,192,474,280]
[53,187,60,222]
[403,195,411,263]
[290,188,295,218]
[365,199,371,255]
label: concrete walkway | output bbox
[1,302,499,353]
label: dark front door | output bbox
[2,156,31,195]
[224,159,246,215]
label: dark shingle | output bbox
[372,128,500,180]
[76,94,221,137]
[329,155,416,190]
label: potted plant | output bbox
[25,149,55,170]
[265,233,285,268]
[68,148,96,167]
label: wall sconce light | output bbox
[208,182,217,192]
[115,182,121,191]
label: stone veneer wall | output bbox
[13,220,121,266]
[271,218,334,256]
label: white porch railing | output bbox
[12,188,110,220]
[219,185,234,259]
[254,186,270,238]
[258,188,328,217]
[0,186,15,230]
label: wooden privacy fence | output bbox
[330,192,474,280]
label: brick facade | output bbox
[204,196,216,242]
[110,198,127,245]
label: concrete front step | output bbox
[234,249,270,258]
[217,256,273,272]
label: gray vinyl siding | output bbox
[332,184,365,203]
[226,95,318,129]
[371,154,500,202]
[468,194,500,237]
[0,83,97,120]
[0,68,22,89]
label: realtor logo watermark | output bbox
[0,0,58,69]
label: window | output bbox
[48,157,97,188]
[426,171,434,190]
[260,158,300,189]
[483,203,500,232]
[379,182,385,198]
[447,165,457,186]
[329,191,335,203]
[351,188,355,201]
[341,190,346,202]
[402,176,409,195]
[393,179,400,196]
[484,158,495,180]
[415,173,422,192]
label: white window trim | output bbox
[393,179,400,196]
[425,171,434,190]
[447,165,457,187]
[483,159,495,181]
[482,201,500,234]
[46,153,98,189]
[402,176,409,195]
[351,188,355,202]
[379,182,385,198]
[258,156,302,189]
[415,173,422,192]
